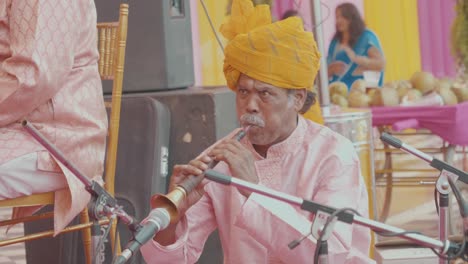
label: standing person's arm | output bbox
[364,46,385,71]
[344,46,385,71]
[342,31,385,72]
[0,0,76,126]
[327,39,346,78]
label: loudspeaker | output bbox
[141,86,239,264]
[25,96,171,264]
[115,88,237,264]
[143,86,238,172]
[95,0,194,93]
[110,96,171,263]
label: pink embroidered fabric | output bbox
[371,102,468,146]
[0,0,107,233]
[141,117,374,264]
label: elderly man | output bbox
[141,0,373,263]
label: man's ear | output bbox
[293,89,307,112]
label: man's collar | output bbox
[247,115,307,160]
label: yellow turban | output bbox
[220,0,321,91]
[220,0,324,124]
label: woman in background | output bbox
[327,3,385,89]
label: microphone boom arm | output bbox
[381,132,468,184]
[204,169,457,254]
[22,120,139,228]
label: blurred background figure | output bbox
[327,2,385,90]
[281,9,299,20]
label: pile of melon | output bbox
[328,71,468,108]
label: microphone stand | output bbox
[436,171,451,264]
[380,132,468,264]
[204,170,463,263]
[317,240,328,264]
[312,210,336,264]
[22,120,140,264]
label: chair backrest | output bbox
[97,3,128,196]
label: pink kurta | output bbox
[0,0,107,233]
[141,116,374,263]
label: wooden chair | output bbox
[0,3,129,264]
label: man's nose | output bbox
[245,95,260,113]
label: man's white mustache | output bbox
[240,114,265,128]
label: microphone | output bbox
[113,208,170,264]
[380,132,468,184]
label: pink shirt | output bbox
[0,0,107,232]
[141,116,374,264]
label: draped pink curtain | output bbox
[417,0,457,78]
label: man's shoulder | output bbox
[303,119,355,148]
[302,119,358,162]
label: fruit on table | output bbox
[370,86,399,106]
[328,81,348,97]
[435,77,453,92]
[331,93,349,108]
[452,86,468,103]
[410,71,436,94]
[348,90,370,107]
[350,79,367,93]
[438,86,458,105]
[401,88,423,102]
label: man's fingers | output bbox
[213,139,245,154]
[188,159,210,171]
[200,155,212,163]
[174,164,203,176]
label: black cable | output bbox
[313,235,321,264]
[199,0,224,54]
[430,177,467,261]
[430,239,465,261]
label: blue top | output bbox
[327,29,384,89]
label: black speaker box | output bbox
[144,87,238,171]
[95,0,194,93]
[142,86,239,264]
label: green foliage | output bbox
[451,0,468,71]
